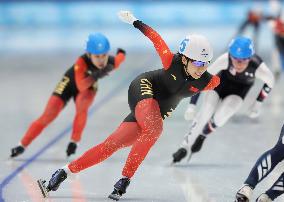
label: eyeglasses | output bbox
[191,60,210,67]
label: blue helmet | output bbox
[229,36,255,59]
[86,33,110,54]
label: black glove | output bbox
[117,48,126,55]
[91,71,107,80]
[90,65,113,80]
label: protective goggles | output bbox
[191,60,210,67]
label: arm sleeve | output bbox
[114,52,126,69]
[202,75,220,91]
[238,20,250,35]
[207,53,229,75]
[74,57,95,92]
[255,62,275,102]
[133,20,174,70]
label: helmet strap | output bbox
[181,54,191,76]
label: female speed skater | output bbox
[10,33,126,158]
[172,36,275,164]
[36,10,220,201]
[235,123,284,202]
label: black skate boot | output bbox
[10,145,25,158]
[108,177,130,201]
[191,134,206,153]
[66,142,77,157]
[37,169,67,198]
[172,147,187,164]
[235,193,249,202]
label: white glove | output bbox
[248,101,262,119]
[117,10,138,25]
[184,104,196,121]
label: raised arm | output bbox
[114,48,126,69]
[202,75,220,91]
[118,10,174,70]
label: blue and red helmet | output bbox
[86,33,110,54]
[229,36,255,59]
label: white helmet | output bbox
[178,34,213,62]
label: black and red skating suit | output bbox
[20,51,125,147]
[68,20,219,178]
[262,16,284,68]
[125,21,220,121]
[53,52,125,104]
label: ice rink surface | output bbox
[1,1,284,200]
[0,50,284,202]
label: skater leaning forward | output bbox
[37,10,219,201]
[172,36,275,164]
[10,33,126,158]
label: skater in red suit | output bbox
[10,33,126,157]
[37,11,220,201]
[237,8,263,51]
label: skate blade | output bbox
[171,157,186,166]
[170,160,182,166]
[186,153,193,162]
[171,153,192,166]
[108,193,121,201]
[170,159,177,166]
[10,153,19,158]
[37,179,49,198]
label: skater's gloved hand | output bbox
[184,104,196,121]
[248,101,262,119]
[118,10,138,25]
[90,65,112,80]
[117,48,126,55]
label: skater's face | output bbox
[182,56,209,79]
[89,53,109,69]
[231,56,250,73]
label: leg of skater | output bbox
[235,124,284,201]
[172,90,219,163]
[11,96,65,157]
[37,119,140,197]
[202,94,243,136]
[189,94,243,161]
[108,98,163,200]
[256,172,284,201]
[66,90,95,157]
